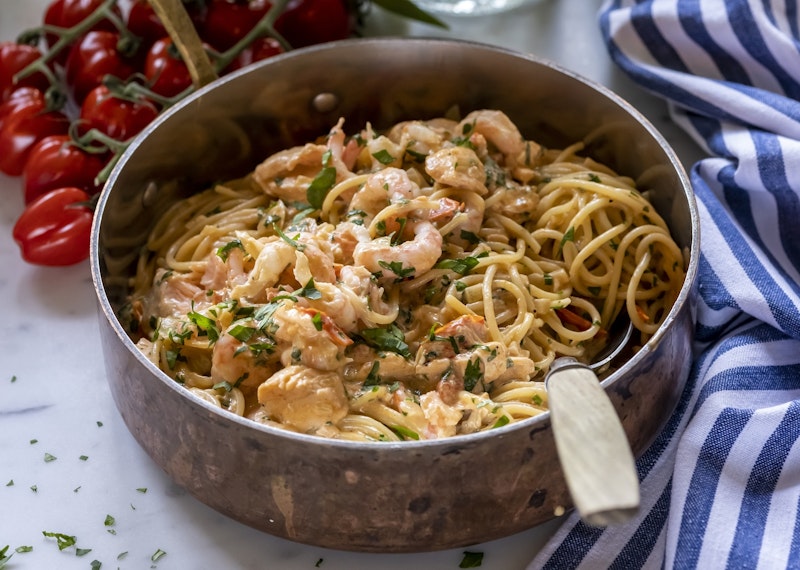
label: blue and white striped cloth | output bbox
[529,1,800,568]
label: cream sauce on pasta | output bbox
[124,109,686,441]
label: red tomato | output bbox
[144,37,197,97]
[65,31,139,103]
[201,0,270,52]
[127,0,207,47]
[225,37,283,72]
[79,85,159,140]
[44,0,121,64]
[275,0,352,48]
[0,42,50,103]
[0,91,69,176]
[23,135,106,203]
[12,186,94,266]
[0,87,42,131]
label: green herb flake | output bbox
[187,310,220,343]
[315,558,324,567]
[215,239,244,262]
[30,439,38,444]
[136,487,148,494]
[463,358,483,392]
[560,226,575,250]
[227,324,256,343]
[151,548,167,562]
[42,531,77,551]
[44,453,57,463]
[434,252,488,276]
[307,166,337,209]
[30,485,38,493]
[273,223,306,251]
[5,480,12,487]
[90,560,102,570]
[118,551,129,560]
[459,551,484,568]
[76,547,92,557]
[533,394,543,406]
[15,546,32,554]
[10,375,16,383]
[391,425,420,441]
[96,421,103,427]
[543,273,553,286]
[377,260,415,280]
[492,415,510,429]
[360,325,411,358]
[79,455,89,461]
[297,278,322,300]
[371,149,395,165]
[311,312,324,331]
[104,514,115,527]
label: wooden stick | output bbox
[147,0,218,88]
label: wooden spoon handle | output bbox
[547,361,640,526]
[148,0,218,88]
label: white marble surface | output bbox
[0,1,704,569]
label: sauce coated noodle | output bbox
[125,109,686,441]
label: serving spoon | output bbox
[545,318,640,527]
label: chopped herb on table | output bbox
[459,550,484,568]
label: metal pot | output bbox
[91,38,699,553]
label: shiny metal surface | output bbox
[91,38,699,552]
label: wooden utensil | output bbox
[147,0,218,88]
[545,321,640,526]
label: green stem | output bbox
[213,0,293,72]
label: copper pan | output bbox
[90,38,699,553]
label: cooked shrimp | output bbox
[386,119,457,157]
[353,221,443,282]
[211,331,277,390]
[349,167,420,222]
[230,238,295,300]
[425,145,488,196]
[458,109,525,165]
[272,305,350,370]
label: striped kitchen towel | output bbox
[529,1,800,568]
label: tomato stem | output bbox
[212,0,293,72]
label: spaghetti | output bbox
[124,109,686,441]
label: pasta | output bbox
[123,109,686,442]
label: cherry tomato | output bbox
[0,90,69,176]
[275,0,352,49]
[127,0,207,47]
[225,37,283,72]
[79,85,159,141]
[44,0,121,64]
[65,31,139,103]
[0,42,50,103]
[201,0,270,52]
[144,37,197,97]
[12,186,94,266]
[0,87,42,131]
[23,134,106,204]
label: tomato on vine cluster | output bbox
[1,0,358,267]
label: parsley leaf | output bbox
[360,325,411,358]
[42,531,76,551]
[371,149,395,164]
[434,252,488,276]
[307,166,337,209]
[459,551,484,568]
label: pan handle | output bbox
[545,357,640,527]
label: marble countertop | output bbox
[0,1,704,569]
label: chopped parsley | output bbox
[44,453,56,463]
[42,531,76,551]
[459,551,484,568]
[391,425,420,441]
[307,151,337,209]
[372,149,395,164]
[377,260,414,280]
[216,239,244,261]
[560,226,575,250]
[360,325,411,358]
[434,252,488,276]
[297,278,322,300]
[187,310,220,343]
[463,358,483,392]
[151,548,167,562]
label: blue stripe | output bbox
[725,1,800,98]
[674,408,753,568]
[676,0,751,85]
[609,479,673,569]
[789,493,800,568]
[541,523,604,570]
[727,401,800,567]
